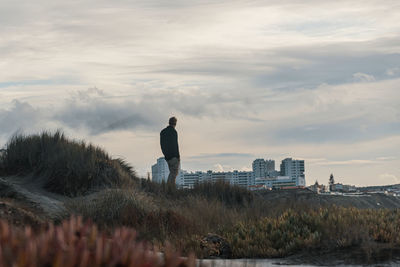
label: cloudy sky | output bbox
[1,0,399,186]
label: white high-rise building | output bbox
[252,159,276,178]
[280,158,305,186]
[252,159,267,178]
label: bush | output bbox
[221,206,400,259]
[67,189,195,242]
[1,131,136,196]
[190,181,254,207]
[0,216,195,267]
[137,179,254,207]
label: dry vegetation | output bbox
[0,216,194,267]
[1,132,400,265]
[0,131,134,196]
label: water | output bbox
[197,259,314,266]
[196,259,399,267]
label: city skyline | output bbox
[152,156,305,189]
[0,1,399,186]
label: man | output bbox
[160,117,180,185]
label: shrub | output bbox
[66,189,195,242]
[221,206,400,259]
[190,181,254,207]
[0,216,195,267]
[1,131,136,196]
[137,179,254,207]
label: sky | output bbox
[0,0,399,186]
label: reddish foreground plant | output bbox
[0,216,195,267]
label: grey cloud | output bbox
[352,73,375,83]
[146,39,400,91]
[271,118,400,144]
[1,0,399,93]
[386,67,400,76]
[188,153,254,160]
[313,156,398,166]
[139,89,260,120]
[0,88,260,136]
[0,90,164,136]
[0,100,45,135]
[183,152,255,172]
[54,89,164,134]
[232,76,400,146]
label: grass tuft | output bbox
[1,131,137,196]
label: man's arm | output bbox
[160,131,167,157]
[175,130,180,160]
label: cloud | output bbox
[1,0,400,91]
[0,100,48,135]
[0,89,164,136]
[386,67,400,76]
[236,77,400,145]
[55,89,164,134]
[0,87,260,136]
[376,156,397,161]
[315,159,377,166]
[189,153,254,160]
[352,72,375,82]
[213,164,225,172]
[305,156,397,167]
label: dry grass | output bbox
[0,216,195,267]
[220,206,400,260]
[66,188,195,242]
[1,131,136,196]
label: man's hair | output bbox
[169,117,177,126]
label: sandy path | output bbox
[0,175,68,221]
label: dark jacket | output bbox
[160,126,180,161]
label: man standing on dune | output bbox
[160,117,180,185]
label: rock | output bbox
[200,233,232,259]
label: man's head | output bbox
[169,117,177,127]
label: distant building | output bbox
[252,159,267,178]
[255,176,294,189]
[280,158,305,186]
[252,159,275,178]
[308,183,328,194]
[151,156,306,190]
[331,183,357,193]
[177,171,200,188]
[177,170,254,189]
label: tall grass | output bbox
[1,131,136,196]
[138,179,254,207]
[0,216,195,267]
[220,206,400,260]
[66,189,195,243]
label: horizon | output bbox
[151,156,398,187]
[0,1,399,187]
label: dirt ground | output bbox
[0,199,45,228]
